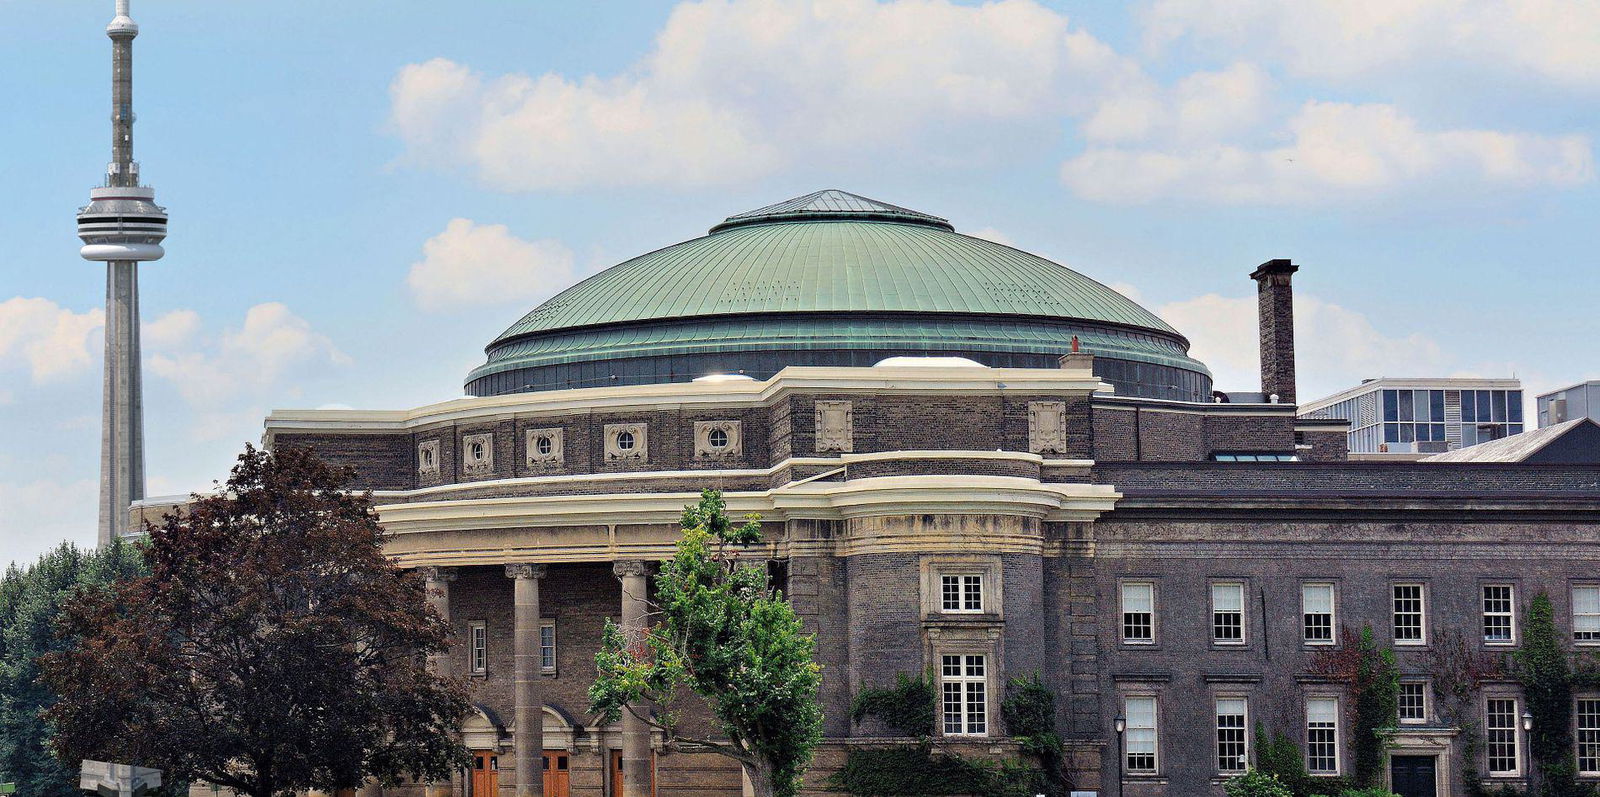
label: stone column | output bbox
[422,568,458,797]
[614,560,652,797]
[507,564,547,797]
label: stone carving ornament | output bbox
[1028,401,1068,455]
[694,420,742,458]
[417,439,441,480]
[605,423,649,462]
[815,401,853,453]
[463,432,494,475]
[526,428,564,467]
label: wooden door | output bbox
[541,751,570,797]
[1390,755,1438,797]
[471,751,499,797]
[609,750,655,797]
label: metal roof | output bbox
[1422,418,1600,463]
[709,189,954,233]
[489,194,1180,348]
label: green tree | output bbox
[41,445,470,797]
[1226,769,1294,797]
[589,490,823,797]
[0,542,142,797]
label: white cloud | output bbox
[0,479,96,568]
[0,297,103,383]
[143,309,201,350]
[148,303,348,410]
[1158,292,1447,399]
[388,0,1134,190]
[1143,0,1600,89]
[1062,101,1593,204]
[965,227,1016,247]
[408,218,577,312]
[1083,62,1272,144]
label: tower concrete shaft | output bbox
[79,0,166,545]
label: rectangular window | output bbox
[1393,584,1426,645]
[1398,682,1427,724]
[1121,582,1155,644]
[469,620,488,675]
[1483,585,1515,644]
[1306,697,1340,774]
[1578,698,1600,775]
[1303,583,1335,644]
[1575,586,1600,643]
[1216,698,1248,773]
[539,620,556,672]
[940,654,987,736]
[1486,698,1520,774]
[940,574,984,613]
[1212,583,1245,644]
[1125,696,1158,774]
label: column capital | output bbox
[612,559,650,578]
[421,566,458,584]
[505,562,548,580]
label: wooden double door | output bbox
[609,750,656,797]
[470,750,570,797]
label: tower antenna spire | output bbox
[78,0,168,544]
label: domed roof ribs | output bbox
[709,189,954,233]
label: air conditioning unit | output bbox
[1549,398,1568,424]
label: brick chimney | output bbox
[1250,259,1299,404]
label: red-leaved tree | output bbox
[41,445,468,797]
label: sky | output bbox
[2,0,1598,567]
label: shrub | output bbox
[1225,770,1294,797]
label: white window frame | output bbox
[1211,582,1247,645]
[1577,696,1600,776]
[1482,584,1516,645]
[1302,582,1336,646]
[1306,696,1341,775]
[468,619,488,675]
[1485,697,1521,775]
[939,573,984,614]
[940,653,989,737]
[1215,696,1249,774]
[1398,681,1428,725]
[1575,585,1600,645]
[1392,583,1427,646]
[539,619,557,673]
[1123,695,1159,775]
[1121,581,1156,645]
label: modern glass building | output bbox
[1538,380,1600,428]
[1299,377,1524,455]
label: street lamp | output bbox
[1113,714,1126,797]
[1522,711,1534,731]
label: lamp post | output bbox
[1113,713,1126,797]
[1522,711,1535,793]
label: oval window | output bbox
[470,441,485,461]
[709,428,729,449]
[537,435,554,456]
[616,431,635,451]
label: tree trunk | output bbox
[741,759,776,797]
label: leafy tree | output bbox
[41,445,470,797]
[0,542,142,797]
[589,490,823,797]
[1225,769,1294,797]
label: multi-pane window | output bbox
[1398,682,1427,724]
[1483,585,1515,644]
[940,574,983,613]
[1575,586,1600,643]
[1306,697,1340,774]
[1216,698,1248,773]
[940,655,987,736]
[1486,698,1520,774]
[1124,696,1158,774]
[469,620,488,675]
[1303,583,1335,644]
[1122,582,1155,643]
[1393,584,1426,644]
[539,620,556,672]
[1459,389,1525,448]
[1578,698,1600,775]
[1212,583,1246,644]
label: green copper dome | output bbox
[467,190,1211,400]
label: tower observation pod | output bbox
[78,0,165,545]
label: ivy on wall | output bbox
[1309,626,1400,790]
[850,672,935,737]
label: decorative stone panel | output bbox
[815,401,853,453]
[526,428,564,467]
[694,420,742,459]
[462,433,494,475]
[1029,401,1068,455]
[604,423,649,462]
[417,439,441,481]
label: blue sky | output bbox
[3,0,1598,565]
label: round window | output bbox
[422,448,434,466]
[536,435,554,456]
[708,428,729,449]
[470,441,485,461]
[616,431,635,450]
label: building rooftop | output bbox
[1422,417,1600,463]
[1299,376,1521,416]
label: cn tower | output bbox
[77,0,167,546]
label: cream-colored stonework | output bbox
[526,428,563,467]
[417,439,441,480]
[604,423,648,462]
[694,420,742,459]
[1028,400,1068,455]
[815,400,853,453]
[462,433,494,475]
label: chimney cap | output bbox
[1250,259,1299,281]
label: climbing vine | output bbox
[850,672,935,737]
[1310,626,1400,789]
